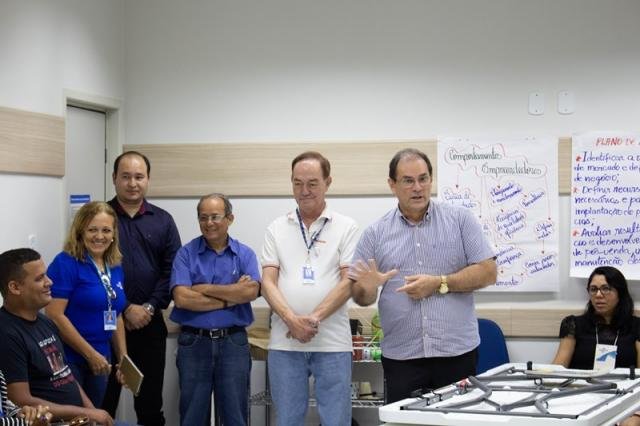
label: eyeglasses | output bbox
[396,175,431,189]
[198,214,227,224]
[588,285,614,296]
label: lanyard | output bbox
[88,255,116,310]
[296,209,328,255]
[595,325,619,346]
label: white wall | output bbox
[0,0,125,262]
[123,0,640,144]
[120,3,640,422]
[125,0,640,300]
[2,1,640,424]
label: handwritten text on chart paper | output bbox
[571,133,640,278]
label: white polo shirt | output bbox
[261,206,358,352]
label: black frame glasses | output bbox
[587,285,614,296]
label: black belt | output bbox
[181,325,244,339]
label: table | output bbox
[380,363,640,426]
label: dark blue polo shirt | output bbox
[108,197,181,310]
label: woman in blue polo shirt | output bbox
[45,201,127,407]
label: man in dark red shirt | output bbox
[103,151,181,426]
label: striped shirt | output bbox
[0,369,27,425]
[352,201,495,360]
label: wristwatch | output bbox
[142,303,155,315]
[438,275,449,294]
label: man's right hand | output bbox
[284,314,318,343]
[124,304,152,330]
[349,259,398,289]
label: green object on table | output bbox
[371,312,383,343]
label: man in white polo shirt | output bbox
[261,151,358,426]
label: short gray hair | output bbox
[197,193,233,216]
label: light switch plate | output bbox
[558,91,575,114]
[528,92,544,115]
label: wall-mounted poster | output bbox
[570,131,640,279]
[437,137,559,292]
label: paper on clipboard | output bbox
[120,354,144,396]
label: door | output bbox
[66,105,107,205]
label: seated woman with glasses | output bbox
[45,201,127,407]
[552,266,640,370]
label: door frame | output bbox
[63,89,123,200]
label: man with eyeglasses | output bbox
[350,148,497,404]
[104,151,181,425]
[261,151,359,426]
[170,193,260,426]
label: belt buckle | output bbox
[208,328,225,339]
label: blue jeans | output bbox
[176,329,251,426]
[69,360,109,408]
[268,350,352,426]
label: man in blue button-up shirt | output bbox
[351,148,497,404]
[170,193,260,426]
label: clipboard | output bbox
[120,354,144,396]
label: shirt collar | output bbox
[197,234,239,255]
[396,201,432,226]
[287,205,333,224]
[111,197,151,217]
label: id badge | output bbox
[593,343,617,371]
[103,310,117,331]
[302,265,315,285]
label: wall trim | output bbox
[126,138,572,197]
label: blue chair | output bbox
[476,318,509,375]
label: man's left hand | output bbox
[124,304,152,330]
[285,314,319,343]
[20,405,52,426]
[397,274,439,300]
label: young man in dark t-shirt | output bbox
[0,308,82,406]
[0,248,113,425]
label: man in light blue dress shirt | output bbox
[351,148,497,403]
[170,194,260,426]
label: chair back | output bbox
[476,318,509,375]
[0,369,8,417]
